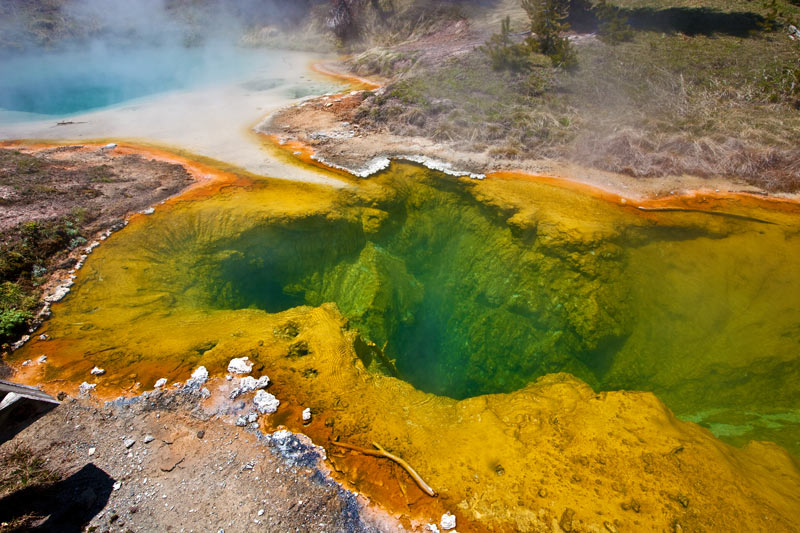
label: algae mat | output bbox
[10,161,800,531]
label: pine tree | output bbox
[482,16,533,71]
[522,0,577,69]
[594,0,634,44]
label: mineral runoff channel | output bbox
[8,141,800,531]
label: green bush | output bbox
[594,0,634,45]
[482,16,535,72]
[0,308,31,340]
[523,0,578,69]
[0,282,37,343]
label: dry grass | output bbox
[352,2,800,192]
[0,445,62,499]
[572,132,800,191]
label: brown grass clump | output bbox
[572,131,800,192]
[0,445,62,499]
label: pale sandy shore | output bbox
[0,49,348,188]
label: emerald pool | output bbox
[14,162,800,456]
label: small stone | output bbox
[154,378,167,388]
[257,509,264,517]
[302,408,312,422]
[88,447,96,456]
[440,512,456,530]
[141,207,155,215]
[79,382,96,395]
[604,521,619,533]
[197,430,205,439]
[91,366,106,376]
[227,357,253,375]
[559,508,575,532]
[186,366,208,388]
[677,494,689,508]
[236,416,247,427]
[159,455,184,472]
[538,488,547,497]
[229,375,270,399]
[22,359,32,366]
[144,435,155,444]
[247,412,258,423]
[124,439,135,449]
[253,390,279,414]
[37,355,47,363]
[39,334,49,341]
[113,481,122,491]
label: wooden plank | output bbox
[0,379,60,405]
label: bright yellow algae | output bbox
[10,161,800,531]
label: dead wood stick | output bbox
[331,440,437,497]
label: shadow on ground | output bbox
[0,463,114,532]
[567,1,766,37]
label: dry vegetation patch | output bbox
[349,0,800,192]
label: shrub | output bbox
[523,0,578,69]
[482,16,535,71]
[594,0,634,45]
[0,282,37,343]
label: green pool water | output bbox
[20,162,800,455]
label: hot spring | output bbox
[0,45,340,121]
[12,162,800,457]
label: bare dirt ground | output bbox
[0,388,394,533]
[0,145,194,234]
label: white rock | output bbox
[227,357,253,375]
[79,382,96,395]
[101,143,118,151]
[141,207,155,215]
[229,375,270,399]
[154,378,167,388]
[187,366,209,388]
[21,359,32,366]
[124,438,136,449]
[46,285,71,303]
[302,408,312,422]
[113,481,122,491]
[235,416,248,427]
[39,334,49,341]
[426,525,440,533]
[90,366,106,376]
[441,512,456,530]
[37,355,47,364]
[88,447,96,456]
[144,435,155,444]
[253,389,280,414]
[257,509,265,517]
[247,412,258,423]
[11,336,30,351]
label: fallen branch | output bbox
[331,440,437,497]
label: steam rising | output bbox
[0,0,320,117]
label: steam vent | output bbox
[2,0,800,531]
